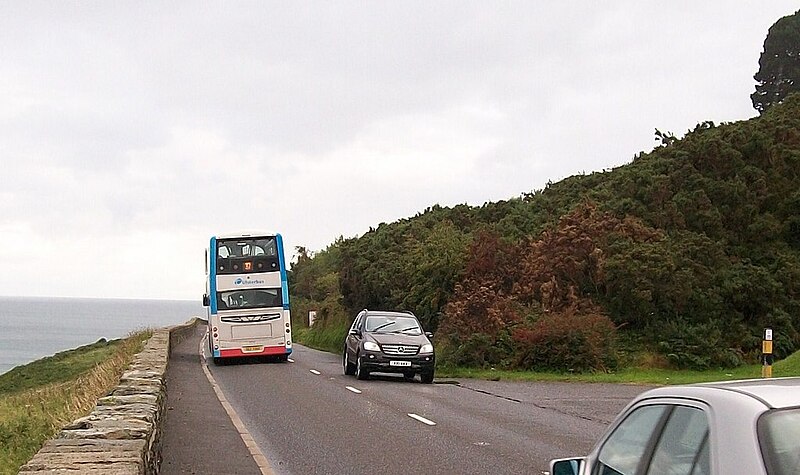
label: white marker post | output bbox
[308,310,317,327]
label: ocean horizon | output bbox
[0,296,205,375]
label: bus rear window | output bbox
[217,289,283,310]
[217,237,280,274]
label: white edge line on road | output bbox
[408,413,437,426]
[309,369,321,375]
[345,386,362,394]
[200,332,276,475]
[287,358,295,363]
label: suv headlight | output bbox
[420,343,434,354]
[363,341,380,352]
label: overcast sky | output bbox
[1,2,797,300]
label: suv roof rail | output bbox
[362,308,416,316]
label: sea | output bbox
[0,296,205,375]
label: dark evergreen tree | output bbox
[751,10,800,114]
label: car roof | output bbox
[640,377,800,410]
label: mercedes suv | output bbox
[342,309,435,383]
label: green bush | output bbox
[650,319,746,370]
[436,331,514,369]
[512,311,618,372]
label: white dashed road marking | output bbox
[345,386,362,394]
[309,369,321,375]
[287,358,295,363]
[408,413,436,426]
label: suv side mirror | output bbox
[202,294,210,307]
[349,328,361,336]
[425,332,434,338]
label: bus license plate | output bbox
[390,360,411,367]
[242,345,263,353]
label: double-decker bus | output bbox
[203,232,292,363]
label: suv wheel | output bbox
[420,370,434,384]
[343,350,356,375]
[355,355,370,380]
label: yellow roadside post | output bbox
[762,328,773,378]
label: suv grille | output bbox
[381,344,420,356]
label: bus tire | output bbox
[212,357,223,365]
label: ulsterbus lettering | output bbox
[234,277,266,285]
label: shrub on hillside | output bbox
[649,318,746,369]
[436,331,514,368]
[512,310,618,372]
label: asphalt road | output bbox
[161,325,652,474]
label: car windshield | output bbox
[759,408,800,475]
[365,315,422,334]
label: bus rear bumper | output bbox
[218,345,291,358]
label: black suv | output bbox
[343,309,435,383]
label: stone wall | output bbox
[18,318,201,475]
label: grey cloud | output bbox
[1,1,798,298]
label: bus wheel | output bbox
[213,357,223,365]
[277,354,289,363]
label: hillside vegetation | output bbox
[290,94,800,372]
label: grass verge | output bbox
[0,330,152,475]
[293,324,349,354]
[432,354,800,385]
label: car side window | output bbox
[595,405,668,475]
[646,406,710,475]
[350,314,362,333]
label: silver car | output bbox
[550,377,800,475]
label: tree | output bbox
[751,10,800,114]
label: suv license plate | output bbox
[390,360,412,367]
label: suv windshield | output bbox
[759,408,800,475]
[365,315,422,335]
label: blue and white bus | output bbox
[203,232,292,363]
